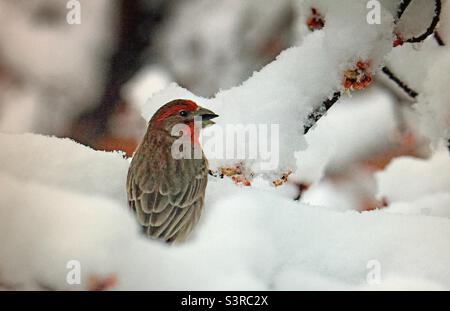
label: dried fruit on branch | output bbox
[307,8,325,31]
[272,171,292,187]
[393,32,405,47]
[343,60,373,91]
[231,175,252,187]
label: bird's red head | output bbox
[149,99,219,143]
[153,99,199,124]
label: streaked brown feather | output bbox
[127,128,208,244]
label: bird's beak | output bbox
[195,106,219,128]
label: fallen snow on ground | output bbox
[0,133,449,291]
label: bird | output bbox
[126,99,218,244]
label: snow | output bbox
[416,50,450,144]
[383,40,441,99]
[440,0,450,44]
[0,133,128,203]
[0,133,449,291]
[1,0,449,292]
[386,193,450,219]
[395,0,439,40]
[295,85,398,183]
[145,0,395,179]
[382,42,450,144]
[376,149,450,203]
[122,66,172,113]
[0,172,137,290]
[379,0,450,144]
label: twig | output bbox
[294,183,310,201]
[405,0,441,44]
[396,1,447,153]
[386,1,443,99]
[303,1,439,136]
[208,169,223,178]
[396,0,413,22]
[304,92,341,134]
[381,66,418,99]
[434,31,445,46]
[396,0,442,44]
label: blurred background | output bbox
[0,0,302,156]
[0,0,445,211]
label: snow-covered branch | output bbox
[145,0,395,184]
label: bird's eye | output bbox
[179,110,188,117]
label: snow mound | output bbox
[376,150,450,203]
[0,133,449,291]
[0,133,128,203]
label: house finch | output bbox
[127,99,218,243]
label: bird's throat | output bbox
[187,122,201,145]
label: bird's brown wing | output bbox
[127,145,208,243]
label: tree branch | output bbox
[396,0,413,22]
[303,1,441,135]
[381,66,418,99]
[395,0,442,45]
[384,1,442,99]
[405,0,441,44]
[434,31,445,46]
[304,92,341,134]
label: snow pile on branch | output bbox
[294,85,398,183]
[143,0,395,180]
[376,148,450,218]
[0,133,449,290]
[415,51,450,144]
[394,0,441,41]
[378,0,450,144]
[382,41,440,99]
[376,149,450,203]
[382,43,450,146]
